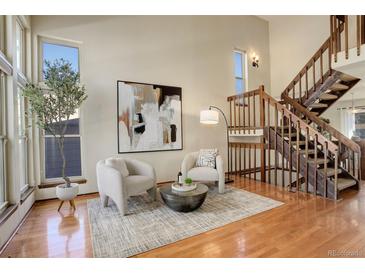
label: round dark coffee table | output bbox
[159,183,208,212]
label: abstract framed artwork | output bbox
[117,81,183,153]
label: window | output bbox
[17,86,28,193]
[234,50,247,94]
[15,19,25,73]
[40,39,82,180]
[44,112,82,179]
[0,72,6,210]
[41,41,79,80]
[0,16,5,53]
[354,111,365,139]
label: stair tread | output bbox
[310,103,328,108]
[337,178,357,191]
[283,132,298,137]
[339,74,358,82]
[292,140,306,145]
[299,149,315,154]
[307,158,329,164]
[330,83,349,91]
[318,168,342,176]
[319,93,338,100]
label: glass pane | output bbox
[355,112,365,139]
[234,52,243,78]
[15,21,23,72]
[0,74,4,135]
[17,87,25,136]
[235,78,243,93]
[45,137,81,178]
[0,137,5,204]
[0,16,5,52]
[19,138,27,191]
[45,117,80,136]
[42,42,79,74]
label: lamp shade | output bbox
[200,109,219,124]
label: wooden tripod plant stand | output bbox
[58,199,76,212]
[55,183,79,212]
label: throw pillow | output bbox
[196,149,218,168]
[105,158,129,177]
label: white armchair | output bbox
[96,157,156,215]
[181,152,225,194]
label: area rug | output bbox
[87,185,283,257]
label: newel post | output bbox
[259,85,266,183]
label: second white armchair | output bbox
[181,151,225,194]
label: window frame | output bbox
[17,83,30,194]
[38,36,81,83]
[0,49,12,209]
[233,49,248,94]
[15,17,26,74]
[38,36,84,182]
[0,71,8,211]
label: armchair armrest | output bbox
[216,155,224,178]
[96,162,126,196]
[181,152,198,179]
[216,155,225,193]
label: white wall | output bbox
[262,16,330,97]
[31,16,271,198]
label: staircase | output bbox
[227,15,364,200]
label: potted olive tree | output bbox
[23,59,87,209]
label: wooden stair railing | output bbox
[331,15,365,62]
[282,93,361,184]
[281,37,333,105]
[227,86,266,181]
[278,15,362,188]
[227,86,350,200]
[227,87,263,134]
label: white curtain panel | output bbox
[339,108,355,138]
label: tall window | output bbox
[40,40,82,180]
[0,16,5,53]
[15,19,25,73]
[17,86,28,193]
[234,50,247,94]
[0,71,7,210]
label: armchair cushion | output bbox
[187,167,219,181]
[105,158,129,177]
[125,175,155,196]
[196,148,218,168]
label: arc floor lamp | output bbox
[200,106,234,183]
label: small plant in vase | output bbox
[184,178,193,186]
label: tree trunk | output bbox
[57,136,71,187]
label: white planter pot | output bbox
[56,183,79,201]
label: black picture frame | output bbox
[117,80,183,154]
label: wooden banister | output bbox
[262,92,338,154]
[331,15,365,62]
[282,94,360,153]
[283,38,331,96]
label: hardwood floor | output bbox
[1,176,365,258]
